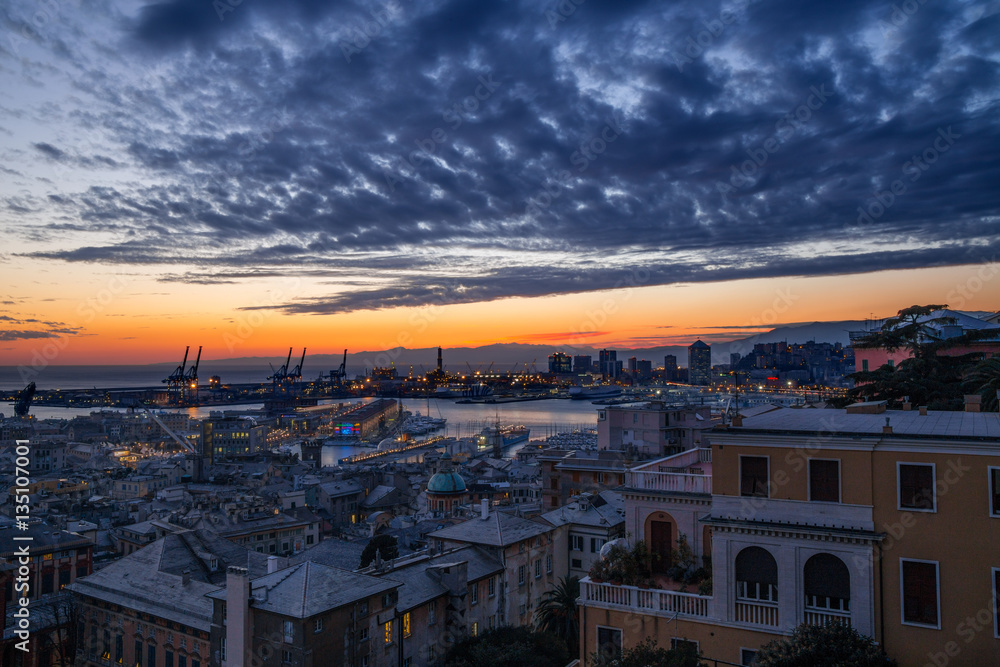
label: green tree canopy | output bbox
[754,623,896,667]
[534,576,579,655]
[836,305,998,410]
[359,533,398,568]
[591,637,703,667]
[440,625,570,667]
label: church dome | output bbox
[427,452,466,494]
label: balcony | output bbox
[804,595,851,627]
[580,578,711,619]
[626,448,712,495]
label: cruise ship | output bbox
[568,385,622,400]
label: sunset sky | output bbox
[1,0,998,366]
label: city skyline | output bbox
[2,1,999,365]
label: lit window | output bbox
[403,613,411,638]
[384,621,392,644]
[471,622,478,636]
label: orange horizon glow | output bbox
[2,262,997,366]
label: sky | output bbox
[1,0,999,365]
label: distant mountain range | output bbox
[189,319,873,375]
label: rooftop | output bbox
[735,407,1000,439]
[428,510,553,547]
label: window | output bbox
[384,621,393,644]
[282,649,292,663]
[488,577,496,597]
[148,644,157,667]
[165,650,174,667]
[359,627,369,642]
[990,467,1000,517]
[314,618,323,633]
[518,565,525,585]
[471,583,478,604]
[535,560,541,578]
[179,657,186,667]
[670,638,698,653]
[471,622,479,636]
[546,555,552,573]
[740,456,769,497]
[901,559,940,628]
[804,553,850,612]
[571,558,582,569]
[403,658,412,667]
[993,568,1000,638]
[116,635,123,663]
[862,359,869,372]
[519,542,525,554]
[590,538,605,553]
[898,463,936,511]
[571,535,583,551]
[359,601,369,616]
[596,627,622,662]
[135,640,143,666]
[519,603,526,616]
[808,459,841,503]
[283,620,294,643]
[741,648,759,665]
[403,612,411,638]
[735,547,778,602]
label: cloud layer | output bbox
[2,0,999,314]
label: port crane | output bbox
[268,348,307,390]
[330,349,348,383]
[163,346,200,404]
[182,346,202,389]
[14,381,36,417]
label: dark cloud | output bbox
[5,0,1000,313]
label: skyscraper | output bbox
[599,349,618,378]
[688,340,711,385]
[663,355,678,382]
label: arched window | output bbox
[804,553,850,611]
[735,547,778,602]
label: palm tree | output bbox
[964,355,1000,411]
[535,575,580,655]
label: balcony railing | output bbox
[580,578,710,619]
[805,595,851,627]
[735,599,779,626]
[627,470,712,494]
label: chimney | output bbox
[226,566,251,667]
[964,394,982,413]
[919,406,928,416]
[267,556,279,574]
[731,415,743,427]
[181,570,190,586]
[480,498,489,520]
[902,397,912,411]
[882,417,893,435]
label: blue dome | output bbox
[427,453,466,494]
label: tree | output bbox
[591,637,703,667]
[440,625,570,667]
[359,534,398,568]
[753,622,896,667]
[964,354,1000,411]
[837,305,996,410]
[534,576,579,655]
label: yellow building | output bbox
[579,402,1000,666]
